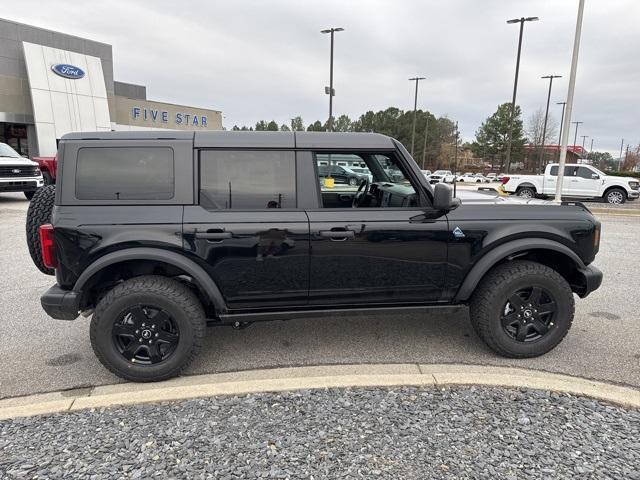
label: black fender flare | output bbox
[73,247,227,312]
[453,238,585,302]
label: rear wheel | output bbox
[90,276,206,382]
[25,184,55,275]
[516,186,536,199]
[469,260,574,358]
[605,188,626,205]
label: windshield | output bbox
[0,143,21,158]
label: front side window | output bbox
[76,147,174,200]
[200,150,296,209]
[315,152,417,208]
[576,167,596,179]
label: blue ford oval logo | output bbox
[51,64,85,79]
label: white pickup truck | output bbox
[501,163,640,204]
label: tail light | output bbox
[39,224,57,269]
[500,176,510,185]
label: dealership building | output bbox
[0,18,223,157]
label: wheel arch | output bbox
[74,248,226,315]
[454,238,586,302]
[516,182,537,192]
[602,185,627,200]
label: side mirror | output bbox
[591,173,599,179]
[433,183,460,211]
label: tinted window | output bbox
[200,150,296,209]
[577,167,596,179]
[549,166,576,177]
[76,147,174,200]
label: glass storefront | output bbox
[0,123,29,157]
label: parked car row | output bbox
[0,142,45,199]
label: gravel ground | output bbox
[2,386,639,479]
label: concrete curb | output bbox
[1,364,639,420]
[589,208,640,216]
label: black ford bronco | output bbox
[29,131,602,382]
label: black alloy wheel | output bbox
[112,305,180,365]
[500,286,556,342]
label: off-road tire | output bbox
[90,276,206,382]
[24,190,36,200]
[469,260,574,358]
[25,184,55,275]
[42,171,54,185]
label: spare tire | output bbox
[26,185,56,275]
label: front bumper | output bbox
[0,177,44,192]
[574,264,603,298]
[41,284,80,320]
[627,189,639,199]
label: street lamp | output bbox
[556,102,567,149]
[581,135,589,156]
[538,75,562,172]
[321,27,344,131]
[504,16,539,173]
[572,121,583,150]
[408,77,426,157]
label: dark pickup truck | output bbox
[30,131,602,382]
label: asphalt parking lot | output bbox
[1,192,639,399]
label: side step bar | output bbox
[216,304,464,324]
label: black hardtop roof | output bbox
[61,131,396,149]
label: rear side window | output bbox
[199,150,296,209]
[549,166,576,177]
[76,147,174,200]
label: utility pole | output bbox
[589,138,593,152]
[555,0,585,203]
[421,116,429,169]
[580,135,589,161]
[321,27,344,132]
[505,16,539,173]
[556,102,567,161]
[619,138,624,171]
[539,75,562,172]
[572,121,583,149]
[409,77,426,156]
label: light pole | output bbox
[421,116,429,169]
[580,135,589,160]
[572,121,583,150]
[409,77,426,156]
[538,75,562,172]
[556,102,567,147]
[554,0,585,203]
[504,16,539,173]
[321,27,344,131]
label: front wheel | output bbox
[605,188,626,205]
[469,260,574,358]
[348,177,358,187]
[90,276,206,382]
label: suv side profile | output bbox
[35,131,602,382]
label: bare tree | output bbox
[526,108,558,147]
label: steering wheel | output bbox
[352,178,371,208]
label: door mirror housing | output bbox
[591,173,600,179]
[432,183,460,211]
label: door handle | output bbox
[319,229,355,240]
[195,229,232,240]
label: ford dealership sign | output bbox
[51,64,85,79]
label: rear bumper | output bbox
[41,284,80,320]
[575,264,603,298]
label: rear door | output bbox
[183,149,310,309]
[305,151,449,306]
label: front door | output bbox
[183,149,309,309]
[307,152,449,306]
[572,166,601,197]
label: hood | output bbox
[453,188,550,206]
[0,156,38,166]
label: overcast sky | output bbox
[7,0,640,155]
